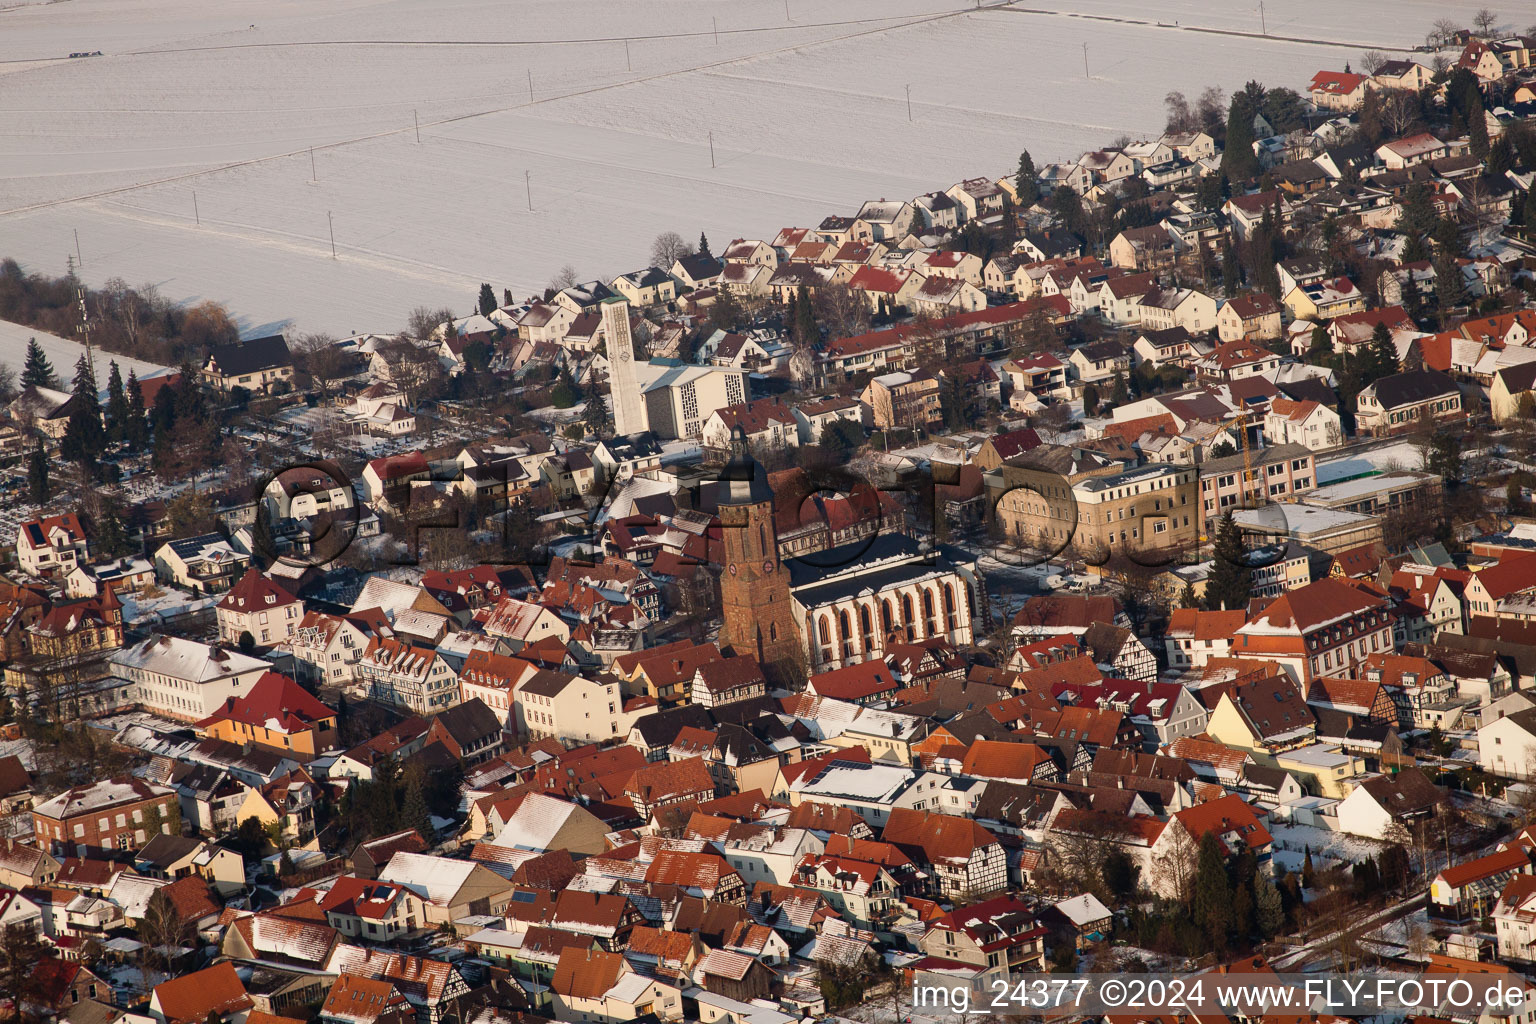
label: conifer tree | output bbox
[125,369,149,449]
[793,285,817,349]
[477,283,497,317]
[1015,150,1040,206]
[105,361,129,445]
[1203,510,1253,611]
[1191,831,1233,946]
[20,338,56,390]
[61,355,104,467]
[403,769,433,844]
[698,232,711,258]
[1469,107,1490,159]
[1368,322,1399,380]
[1222,94,1259,181]
[27,441,48,503]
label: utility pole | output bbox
[1082,42,1089,78]
[414,108,420,143]
[784,0,790,21]
[73,228,83,268]
[77,284,94,381]
[624,38,631,71]
[905,83,912,121]
[1259,0,1266,34]
[708,131,715,168]
[527,69,534,102]
[713,16,718,43]
[327,211,336,259]
[193,190,200,226]
[525,170,532,211]
[309,146,317,183]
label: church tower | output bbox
[716,427,801,680]
[601,297,646,436]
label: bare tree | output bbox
[549,264,580,291]
[1164,91,1194,133]
[377,334,439,410]
[1431,53,1452,76]
[1472,8,1499,36]
[1360,50,1390,75]
[813,282,871,342]
[0,362,15,403]
[1380,90,1422,138]
[1196,86,1228,133]
[407,305,454,340]
[1431,18,1460,47]
[1152,819,1199,904]
[292,332,348,403]
[649,231,694,269]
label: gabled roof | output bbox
[1309,71,1370,95]
[550,948,626,1000]
[196,671,334,735]
[153,962,254,1024]
[205,335,291,377]
[1173,794,1272,853]
[1364,368,1459,409]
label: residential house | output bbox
[1068,341,1131,385]
[16,513,90,579]
[609,268,677,308]
[1377,133,1453,170]
[1308,70,1372,111]
[149,962,254,1024]
[1138,287,1218,334]
[860,371,943,433]
[1264,398,1342,451]
[881,807,1006,900]
[1229,577,1393,682]
[1216,293,1283,343]
[215,569,302,648]
[548,948,682,1024]
[153,534,249,595]
[424,699,505,766]
[1108,226,1178,274]
[112,635,270,722]
[1335,767,1446,839]
[356,637,460,715]
[195,671,338,761]
[202,336,294,394]
[378,852,514,925]
[1356,369,1463,437]
[32,778,178,857]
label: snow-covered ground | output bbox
[1270,821,1389,870]
[0,317,171,384]
[0,0,1501,337]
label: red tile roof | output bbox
[153,962,254,1024]
[196,671,334,734]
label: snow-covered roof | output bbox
[379,851,480,906]
[1053,893,1111,927]
[110,634,268,683]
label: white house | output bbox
[16,513,90,579]
[110,635,271,722]
[215,568,303,648]
[1481,709,1536,780]
[1263,398,1341,452]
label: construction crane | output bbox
[1238,408,1257,507]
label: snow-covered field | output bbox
[0,318,171,384]
[0,0,1502,337]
